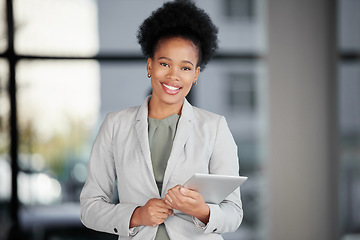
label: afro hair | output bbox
[137,0,219,71]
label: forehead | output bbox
[154,37,199,61]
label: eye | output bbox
[160,62,169,67]
[182,67,191,71]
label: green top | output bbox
[148,113,180,194]
[148,113,180,240]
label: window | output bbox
[0,0,7,53]
[1,0,104,239]
[0,59,10,201]
[16,60,99,204]
[228,73,256,111]
[14,0,98,56]
[224,0,254,20]
[338,0,360,237]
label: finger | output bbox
[164,200,173,210]
[163,206,174,216]
[157,212,170,219]
[165,194,173,204]
[164,199,172,207]
[159,198,174,210]
[153,198,172,209]
[169,184,182,190]
[169,186,186,201]
[180,187,201,200]
[155,205,172,215]
[167,191,182,206]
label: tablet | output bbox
[182,173,247,204]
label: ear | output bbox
[147,58,152,75]
[194,66,201,81]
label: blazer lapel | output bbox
[162,99,194,196]
[135,97,159,197]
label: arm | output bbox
[129,198,174,228]
[165,116,243,234]
[204,116,243,233]
[80,114,138,236]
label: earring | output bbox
[147,73,151,78]
[193,81,197,86]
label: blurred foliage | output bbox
[17,115,92,176]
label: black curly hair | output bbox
[137,0,219,71]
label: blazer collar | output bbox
[179,97,195,123]
[134,96,158,196]
[162,98,195,195]
[135,95,151,121]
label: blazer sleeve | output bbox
[79,114,138,237]
[202,116,244,234]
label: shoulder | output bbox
[106,96,150,123]
[191,106,224,124]
[189,106,231,135]
[107,106,140,121]
[98,106,142,139]
[101,105,142,131]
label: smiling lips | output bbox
[162,83,181,95]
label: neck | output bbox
[148,98,183,119]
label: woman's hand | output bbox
[129,198,174,227]
[165,185,210,224]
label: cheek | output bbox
[150,69,163,83]
[183,80,194,92]
[152,67,167,80]
[185,74,196,87]
[150,77,160,90]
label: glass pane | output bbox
[14,0,99,56]
[338,0,360,52]
[16,60,100,205]
[0,0,7,53]
[97,0,164,54]
[338,61,360,236]
[338,0,360,238]
[196,0,266,54]
[0,59,11,240]
[98,61,152,118]
[0,58,10,201]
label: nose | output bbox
[166,67,180,81]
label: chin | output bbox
[162,95,185,104]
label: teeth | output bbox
[163,83,180,90]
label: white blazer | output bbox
[80,96,243,239]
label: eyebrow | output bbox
[157,57,194,67]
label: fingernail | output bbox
[180,188,186,194]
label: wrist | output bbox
[129,206,142,228]
[194,204,210,224]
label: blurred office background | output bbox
[0,0,359,239]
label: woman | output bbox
[80,1,243,239]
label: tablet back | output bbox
[183,173,247,204]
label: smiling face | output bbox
[147,37,201,117]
